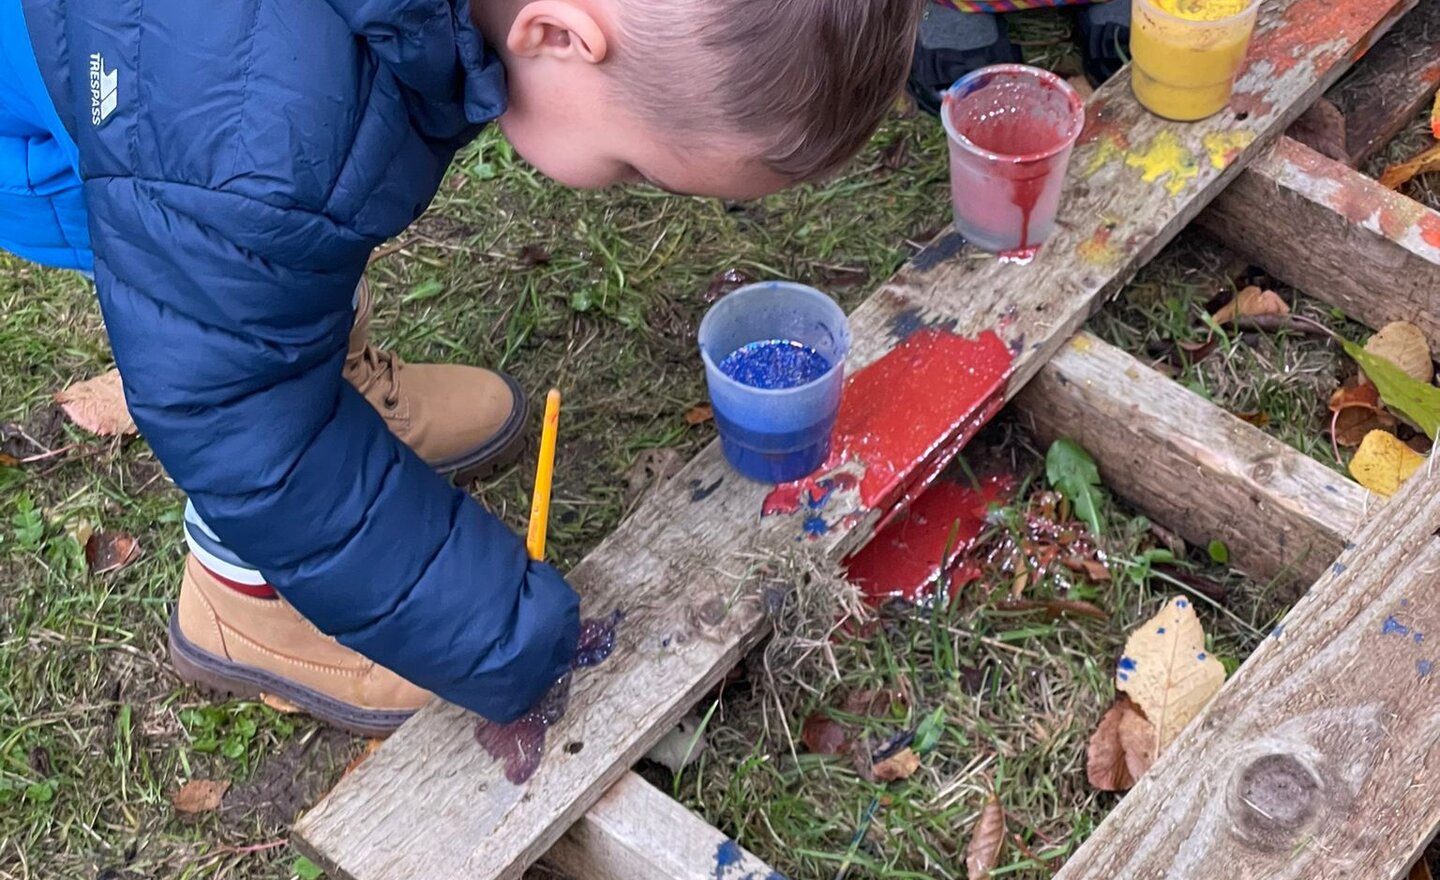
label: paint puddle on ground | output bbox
[474,610,624,784]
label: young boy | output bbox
[0,0,922,735]
[908,0,1131,116]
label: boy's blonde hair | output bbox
[616,0,925,182]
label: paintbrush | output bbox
[526,388,561,562]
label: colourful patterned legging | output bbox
[939,0,1099,11]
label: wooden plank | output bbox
[1016,332,1369,590]
[543,772,782,880]
[294,3,1415,876]
[1200,137,1440,348]
[1055,455,1440,878]
[1326,0,1440,167]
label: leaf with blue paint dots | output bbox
[1116,596,1226,753]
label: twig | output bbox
[366,239,409,266]
[20,443,82,464]
[215,838,289,856]
[1228,313,1340,340]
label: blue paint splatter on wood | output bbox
[1270,624,1285,638]
[1118,657,1137,672]
[714,841,744,880]
[691,477,724,502]
[719,340,831,389]
[1157,627,1166,635]
[1197,652,1207,661]
[806,482,836,509]
[912,229,967,272]
[1402,599,1411,607]
[1419,660,1434,679]
[803,515,829,537]
[1383,616,1411,637]
[1332,562,1347,575]
[1417,632,1426,644]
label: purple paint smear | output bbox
[474,610,625,784]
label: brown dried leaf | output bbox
[171,779,229,815]
[1212,286,1289,325]
[682,404,714,426]
[517,244,552,267]
[1234,410,1270,428]
[703,268,753,303]
[1086,695,1156,791]
[1330,381,1398,447]
[260,692,301,714]
[55,370,137,437]
[1365,321,1433,383]
[965,794,1007,880]
[871,747,921,782]
[839,688,904,717]
[0,452,18,468]
[342,739,383,779]
[996,598,1109,622]
[801,714,850,755]
[1379,143,1440,190]
[84,531,140,575]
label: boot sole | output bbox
[168,613,417,738]
[432,373,531,485]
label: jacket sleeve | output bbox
[88,178,579,722]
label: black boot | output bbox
[905,3,1023,118]
[1077,0,1132,87]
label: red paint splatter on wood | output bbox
[1420,214,1440,251]
[844,476,1014,604]
[762,330,1013,530]
[1280,138,1434,245]
[1245,0,1404,79]
[1079,100,1129,150]
[1228,91,1274,120]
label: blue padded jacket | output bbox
[5,0,581,722]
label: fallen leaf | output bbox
[965,794,1006,880]
[1153,564,1229,604]
[801,714,850,755]
[871,747,921,782]
[1379,142,1440,190]
[1343,339,1440,439]
[1287,99,1348,161]
[260,692,301,714]
[645,713,708,773]
[1432,91,1440,140]
[1060,557,1111,582]
[1330,380,1399,447]
[55,370,137,437]
[1349,429,1425,497]
[1365,321,1433,383]
[839,688,904,717]
[1234,410,1270,428]
[682,404,713,426]
[1116,596,1226,753]
[1409,434,1434,455]
[171,779,229,815]
[1086,695,1156,791]
[996,598,1109,622]
[84,531,140,575]
[624,448,685,501]
[703,268,753,303]
[342,739,383,778]
[0,452,18,468]
[1212,286,1289,324]
[1046,438,1104,537]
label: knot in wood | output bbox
[695,597,729,628]
[1249,459,1276,484]
[1228,753,1322,850]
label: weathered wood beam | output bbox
[1017,332,1369,591]
[294,3,1417,876]
[1055,450,1440,878]
[543,772,781,880]
[1200,137,1440,348]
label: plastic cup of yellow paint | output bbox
[1130,0,1262,122]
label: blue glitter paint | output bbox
[1420,660,1434,678]
[719,340,832,389]
[1383,616,1411,637]
[1118,657,1137,672]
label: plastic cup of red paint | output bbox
[941,64,1086,258]
[699,282,850,484]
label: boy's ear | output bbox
[507,0,608,63]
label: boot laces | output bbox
[349,345,404,409]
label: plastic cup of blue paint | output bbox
[699,282,850,483]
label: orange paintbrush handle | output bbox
[526,389,561,561]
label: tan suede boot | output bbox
[170,556,427,736]
[344,280,528,483]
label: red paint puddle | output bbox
[762,329,1013,533]
[843,476,1014,604]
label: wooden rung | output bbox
[1200,137,1440,349]
[1055,442,1440,878]
[1017,332,1369,591]
[543,772,781,880]
[293,3,1418,876]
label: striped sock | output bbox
[183,501,277,599]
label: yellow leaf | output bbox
[1364,321,1433,384]
[1431,91,1440,140]
[1349,429,1425,497]
[965,795,1006,880]
[1379,143,1440,190]
[54,370,137,437]
[1116,597,1226,753]
[1212,286,1288,324]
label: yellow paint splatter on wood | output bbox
[1077,225,1119,265]
[1126,132,1201,196]
[1085,134,1128,177]
[1202,131,1255,170]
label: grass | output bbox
[1,7,1432,878]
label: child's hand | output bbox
[473,610,624,784]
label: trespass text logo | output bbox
[89,53,118,126]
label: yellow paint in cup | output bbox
[1131,0,1262,121]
